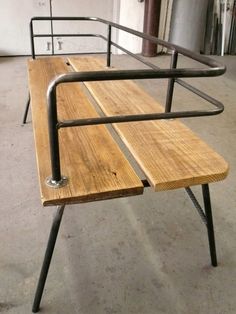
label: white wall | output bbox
[116,0,144,54]
[50,0,115,54]
[0,0,50,55]
[0,0,145,56]
[0,0,116,56]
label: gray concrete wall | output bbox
[0,0,50,55]
[169,0,208,52]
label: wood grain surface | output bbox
[27,57,143,206]
[69,56,229,191]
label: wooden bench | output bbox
[27,56,228,312]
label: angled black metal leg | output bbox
[22,93,30,124]
[202,184,218,267]
[32,205,65,313]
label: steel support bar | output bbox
[176,78,224,107]
[47,87,62,184]
[49,0,54,56]
[202,184,218,267]
[32,205,65,313]
[58,108,223,129]
[185,187,207,224]
[165,50,178,112]
[30,20,35,59]
[33,33,104,38]
[185,185,217,266]
[22,93,31,124]
[107,25,112,67]
[110,40,161,69]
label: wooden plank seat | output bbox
[68,56,229,191]
[27,57,143,206]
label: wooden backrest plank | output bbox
[68,56,229,191]
[28,57,143,206]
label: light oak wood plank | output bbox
[27,57,143,206]
[69,56,229,191]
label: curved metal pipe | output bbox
[46,69,224,185]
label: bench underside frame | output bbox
[32,183,217,313]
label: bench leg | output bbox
[202,184,218,267]
[22,93,30,124]
[32,205,65,313]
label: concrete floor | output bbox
[0,54,235,314]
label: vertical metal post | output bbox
[46,85,68,188]
[30,20,35,59]
[49,1,55,56]
[107,25,112,67]
[22,93,30,124]
[165,50,178,112]
[48,87,61,182]
[202,184,218,267]
[32,205,65,313]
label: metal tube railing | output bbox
[29,16,226,74]
[29,16,226,187]
[46,69,224,187]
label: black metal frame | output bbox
[32,205,65,313]
[185,185,217,266]
[22,93,30,124]
[28,17,225,312]
[32,184,218,313]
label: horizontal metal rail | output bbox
[33,33,104,38]
[30,17,225,108]
[110,40,159,70]
[185,187,207,225]
[30,16,226,76]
